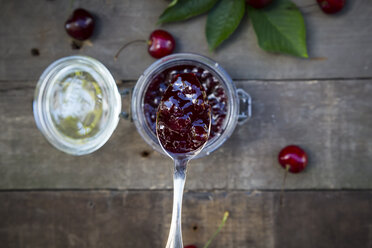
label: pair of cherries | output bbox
[247,0,345,14]
[65,9,174,58]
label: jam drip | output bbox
[156,73,211,154]
[144,65,227,139]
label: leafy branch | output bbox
[158,0,308,58]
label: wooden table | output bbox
[1,0,371,247]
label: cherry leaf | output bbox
[206,0,245,50]
[158,0,218,24]
[247,0,308,58]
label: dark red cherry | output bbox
[246,0,273,9]
[65,8,95,41]
[317,0,345,14]
[184,246,197,248]
[148,30,175,59]
[278,145,308,173]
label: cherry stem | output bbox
[202,211,229,248]
[298,3,318,8]
[279,165,289,207]
[114,39,147,61]
[69,0,75,9]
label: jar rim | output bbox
[33,55,121,155]
[132,53,239,158]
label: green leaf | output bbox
[158,0,219,24]
[206,0,246,50]
[247,0,308,58]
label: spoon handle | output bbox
[165,159,188,248]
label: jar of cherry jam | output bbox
[132,53,251,158]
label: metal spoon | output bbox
[156,73,211,248]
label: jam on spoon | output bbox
[156,73,211,248]
[145,65,227,140]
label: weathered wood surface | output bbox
[0,190,371,248]
[1,1,371,247]
[0,0,371,81]
[1,79,371,190]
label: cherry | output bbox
[278,145,308,206]
[65,8,95,41]
[278,145,308,173]
[114,29,175,60]
[184,246,197,248]
[246,0,273,9]
[148,29,175,58]
[317,0,345,14]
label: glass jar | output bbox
[33,55,121,155]
[132,53,251,158]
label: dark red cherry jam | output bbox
[156,73,211,154]
[144,65,228,140]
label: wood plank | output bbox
[0,190,371,248]
[0,79,371,190]
[0,0,371,81]
[274,191,372,248]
